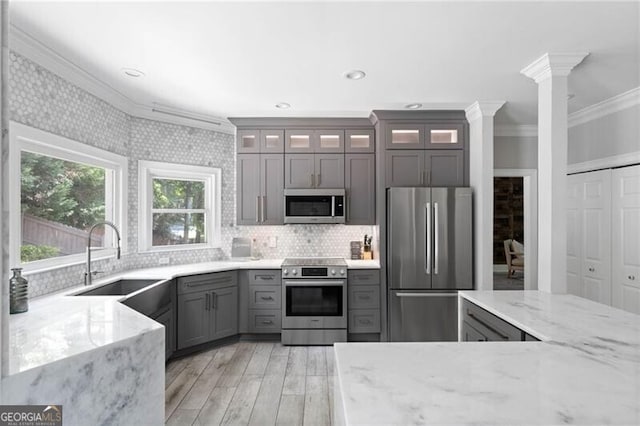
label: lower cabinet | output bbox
[347,270,381,334]
[239,269,282,334]
[176,272,238,350]
[461,299,536,342]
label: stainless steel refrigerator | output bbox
[387,187,473,342]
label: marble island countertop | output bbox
[334,291,640,425]
[10,258,380,376]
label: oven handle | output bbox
[284,280,345,287]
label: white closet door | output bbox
[612,165,640,314]
[566,174,582,297]
[579,170,611,305]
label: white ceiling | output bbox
[10,1,640,125]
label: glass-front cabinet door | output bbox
[314,129,344,153]
[285,129,314,153]
[385,124,424,150]
[260,129,284,153]
[425,124,464,149]
[345,129,375,153]
[236,129,260,153]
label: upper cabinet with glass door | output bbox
[237,129,284,153]
[285,129,344,153]
[425,124,464,149]
[345,129,375,153]
[385,123,425,150]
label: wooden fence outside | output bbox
[22,214,102,255]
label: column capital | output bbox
[521,52,589,84]
[465,101,505,122]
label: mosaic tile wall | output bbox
[9,52,374,297]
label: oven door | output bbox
[282,280,347,329]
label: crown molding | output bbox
[567,150,640,174]
[568,86,640,128]
[464,101,505,122]
[494,125,538,138]
[9,24,235,134]
[521,52,589,83]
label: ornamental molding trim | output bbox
[464,101,506,122]
[568,86,640,128]
[9,24,235,134]
[521,52,589,83]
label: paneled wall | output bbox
[9,52,372,297]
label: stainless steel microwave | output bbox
[284,189,345,224]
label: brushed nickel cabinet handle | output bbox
[205,293,210,311]
[260,296,274,300]
[261,196,266,222]
[256,196,260,223]
[261,320,274,325]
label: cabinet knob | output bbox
[629,275,636,281]
[588,267,595,272]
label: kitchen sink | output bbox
[74,279,162,296]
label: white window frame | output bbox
[9,122,128,274]
[138,160,221,252]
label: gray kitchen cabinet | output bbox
[345,129,375,153]
[385,150,424,187]
[345,153,375,224]
[237,154,284,225]
[260,154,284,224]
[285,153,344,189]
[154,308,175,361]
[237,154,261,224]
[211,285,239,340]
[177,291,210,349]
[260,129,285,153]
[424,150,464,187]
[386,150,464,187]
[425,124,464,150]
[461,299,524,342]
[176,272,238,350]
[285,129,345,153]
[386,123,425,150]
[347,269,381,334]
[249,310,282,333]
[237,129,261,153]
[315,154,344,188]
[244,269,282,334]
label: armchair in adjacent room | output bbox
[504,239,525,278]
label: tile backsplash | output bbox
[9,51,375,297]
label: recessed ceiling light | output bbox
[122,68,145,78]
[275,102,291,109]
[405,103,422,109]
[344,70,366,80]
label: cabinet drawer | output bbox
[248,270,282,285]
[348,285,379,310]
[249,285,281,309]
[249,310,282,333]
[348,309,380,333]
[462,320,488,342]
[178,271,237,295]
[347,269,380,286]
[462,300,522,341]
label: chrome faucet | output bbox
[85,221,122,286]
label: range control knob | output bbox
[330,269,336,276]
[339,269,345,275]
[283,269,288,276]
[292,269,298,275]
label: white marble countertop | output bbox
[10,258,379,376]
[335,291,640,425]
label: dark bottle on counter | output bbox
[10,267,29,314]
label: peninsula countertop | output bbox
[334,291,640,425]
[10,258,379,376]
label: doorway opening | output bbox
[493,169,538,291]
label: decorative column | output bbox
[521,53,587,293]
[465,101,505,291]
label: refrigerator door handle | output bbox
[395,292,455,297]
[434,202,439,275]
[426,203,431,274]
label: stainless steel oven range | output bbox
[281,258,348,345]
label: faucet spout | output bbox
[85,221,122,286]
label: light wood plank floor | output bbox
[165,342,335,426]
